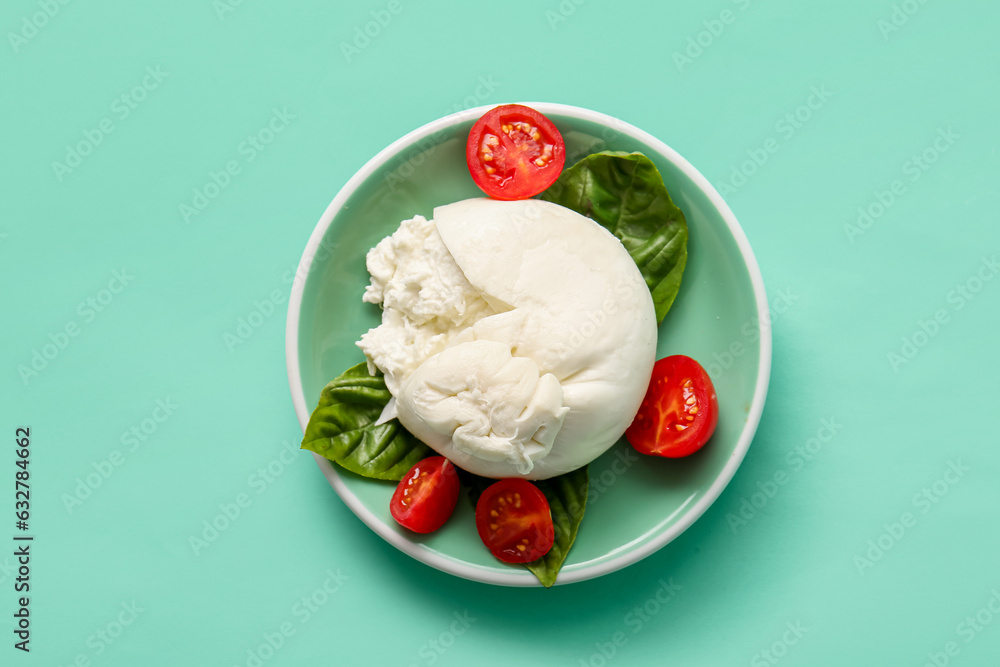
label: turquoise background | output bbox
[2,1,999,665]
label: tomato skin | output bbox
[626,355,719,458]
[389,457,460,534]
[475,479,554,563]
[466,104,566,200]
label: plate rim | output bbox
[285,102,772,587]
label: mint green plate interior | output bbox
[286,103,770,586]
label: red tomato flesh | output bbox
[626,355,719,458]
[475,478,554,563]
[466,104,566,200]
[390,456,460,534]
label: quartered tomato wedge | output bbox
[626,355,719,458]
[475,478,554,563]
[389,456,460,534]
[466,104,565,200]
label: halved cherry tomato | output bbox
[475,478,554,563]
[466,104,566,200]
[626,355,719,458]
[390,456,460,534]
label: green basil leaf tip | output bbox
[301,362,431,481]
[525,466,589,588]
[540,151,689,324]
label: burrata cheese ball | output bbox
[358,198,657,479]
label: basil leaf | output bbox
[301,362,431,481]
[540,151,689,323]
[525,467,588,588]
[462,466,589,588]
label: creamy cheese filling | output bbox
[358,214,496,394]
